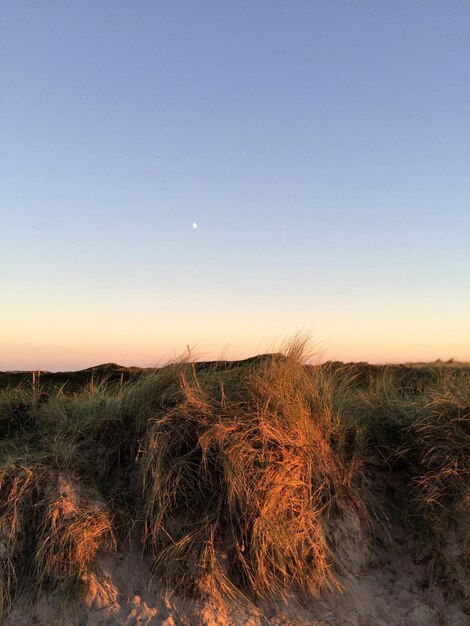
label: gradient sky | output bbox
[1,1,469,370]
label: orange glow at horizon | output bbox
[2,325,469,372]
[2,294,469,370]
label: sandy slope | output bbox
[5,545,468,626]
[5,472,469,626]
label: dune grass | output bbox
[138,343,366,603]
[0,339,468,615]
[338,365,470,593]
[406,386,470,583]
[0,464,114,615]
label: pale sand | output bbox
[5,472,469,626]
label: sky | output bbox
[1,1,469,370]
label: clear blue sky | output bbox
[1,1,469,369]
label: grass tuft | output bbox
[139,340,365,602]
[408,398,470,582]
[0,464,113,614]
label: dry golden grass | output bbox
[139,341,365,604]
[0,464,113,615]
[0,338,468,616]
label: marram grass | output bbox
[0,339,468,616]
[139,344,365,603]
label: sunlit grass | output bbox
[0,338,468,616]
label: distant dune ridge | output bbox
[2,353,469,391]
[0,341,469,625]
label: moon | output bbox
[192,222,197,229]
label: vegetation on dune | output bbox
[0,339,469,616]
[407,386,470,583]
[138,344,365,603]
[0,464,114,615]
